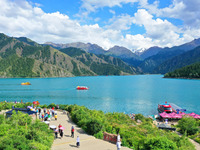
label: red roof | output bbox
[162,104,171,108]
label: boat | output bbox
[21,82,31,85]
[157,102,176,113]
[76,86,89,90]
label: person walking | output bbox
[39,108,41,115]
[117,133,120,141]
[54,128,58,139]
[60,129,63,139]
[41,113,44,121]
[116,140,121,150]
[71,126,74,138]
[76,136,80,148]
[58,124,62,134]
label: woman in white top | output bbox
[76,136,80,148]
[117,133,120,141]
[116,140,121,150]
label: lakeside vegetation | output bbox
[0,102,54,150]
[164,62,200,79]
[1,102,198,150]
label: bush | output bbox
[135,114,145,122]
[86,119,104,135]
[41,104,48,108]
[178,117,199,135]
[48,103,56,108]
[94,131,103,139]
[0,110,54,150]
[143,136,177,150]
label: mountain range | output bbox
[1,32,200,78]
[0,33,136,78]
[45,38,200,75]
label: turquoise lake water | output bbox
[0,75,200,115]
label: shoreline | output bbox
[0,74,164,79]
[0,102,198,150]
[163,76,200,80]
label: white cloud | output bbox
[122,34,154,50]
[80,0,138,13]
[106,14,134,31]
[132,9,190,47]
[109,9,115,15]
[0,0,200,51]
[141,0,200,28]
[0,0,122,49]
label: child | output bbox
[55,114,57,120]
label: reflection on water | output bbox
[0,75,200,115]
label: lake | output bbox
[0,75,200,115]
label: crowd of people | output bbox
[35,107,80,148]
[129,113,135,120]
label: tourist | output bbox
[71,126,74,138]
[117,133,120,141]
[44,113,48,121]
[116,140,121,150]
[48,113,51,121]
[39,108,41,115]
[52,109,55,117]
[41,113,44,121]
[60,129,63,139]
[76,136,80,148]
[39,113,42,119]
[54,128,58,139]
[58,124,62,133]
[55,113,57,120]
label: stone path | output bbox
[50,110,131,150]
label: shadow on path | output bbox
[69,144,77,148]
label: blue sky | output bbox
[0,0,200,50]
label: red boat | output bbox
[158,102,176,113]
[76,86,89,90]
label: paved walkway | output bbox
[50,110,131,150]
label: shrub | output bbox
[94,131,103,139]
[86,119,104,135]
[135,114,145,122]
[178,117,199,135]
[41,104,48,108]
[0,110,54,150]
[143,136,177,150]
[48,103,56,108]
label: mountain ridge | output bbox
[0,33,136,77]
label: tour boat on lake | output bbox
[21,82,31,85]
[158,102,176,113]
[76,86,89,90]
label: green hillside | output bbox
[0,33,96,77]
[59,47,136,75]
[154,46,200,74]
[164,62,200,79]
[139,50,183,73]
[0,33,136,78]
